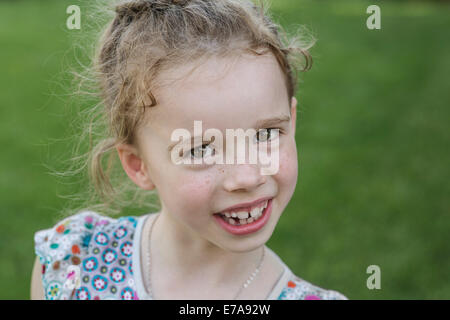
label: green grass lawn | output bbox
[1,0,449,299]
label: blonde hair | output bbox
[53,0,315,219]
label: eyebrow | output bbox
[254,114,291,129]
[167,115,291,152]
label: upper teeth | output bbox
[221,199,268,220]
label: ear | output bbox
[290,96,298,136]
[116,143,155,191]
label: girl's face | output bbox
[127,53,298,252]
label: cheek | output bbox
[276,141,298,194]
[171,171,216,215]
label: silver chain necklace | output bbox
[145,214,265,300]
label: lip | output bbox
[214,198,273,235]
[215,196,273,214]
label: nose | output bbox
[222,164,266,192]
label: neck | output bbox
[150,209,264,289]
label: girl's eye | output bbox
[255,128,280,143]
[189,143,215,159]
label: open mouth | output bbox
[214,198,269,226]
[213,198,273,235]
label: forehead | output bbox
[139,53,290,138]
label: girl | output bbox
[31,0,347,300]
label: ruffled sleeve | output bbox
[33,211,104,300]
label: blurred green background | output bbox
[1,0,449,299]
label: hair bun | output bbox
[115,1,152,19]
[115,0,191,18]
[171,0,190,5]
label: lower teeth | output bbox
[222,214,262,226]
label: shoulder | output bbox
[34,210,140,300]
[278,274,348,300]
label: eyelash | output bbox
[187,128,284,160]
